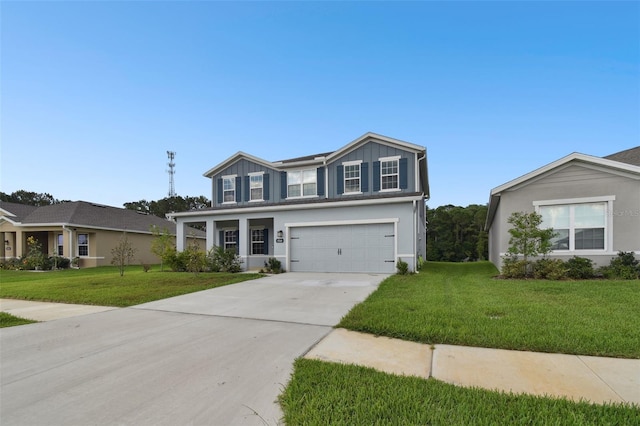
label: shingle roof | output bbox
[0,202,38,222]
[604,146,640,166]
[1,201,178,234]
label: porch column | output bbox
[206,218,216,251]
[238,218,249,266]
[176,220,186,252]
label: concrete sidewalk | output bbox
[305,328,640,406]
[0,299,116,322]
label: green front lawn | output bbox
[338,262,640,358]
[0,266,261,307]
[280,359,638,425]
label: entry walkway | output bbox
[305,328,640,406]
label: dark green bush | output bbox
[49,256,71,269]
[0,258,21,270]
[396,259,410,275]
[565,256,594,279]
[533,258,567,280]
[264,257,283,274]
[163,249,188,272]
[599,251,640,280]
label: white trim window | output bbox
[251,228,265,255]
[224,230,237,251]
[77,233,89,257]
[288,169,317,198]
[344,160,361,194]
[536,196,614,252]
[250,173,263,201]
[380,156,399,191]
[222,175,236,203]
[57,234,64,256]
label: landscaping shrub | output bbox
[396,259,410,275]
[164,249,188,272]
[500,257,531,279]
[49,256,71,270]
[532,258,566,280]
[263,257,283,274]
[0,258,22,270]
[565,256,594,279]
[206,246,242,273]
[599,251,640,280]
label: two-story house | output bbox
[171,132,429,273]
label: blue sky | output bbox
[2,1,638,209]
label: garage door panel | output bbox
[290,224,395,273]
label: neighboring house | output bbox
[0,201,197,268]
[485,146,640,269]
[170,132,429,273]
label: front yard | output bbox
[281,262,640,424]
[0,266,261,307]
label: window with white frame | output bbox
[287,169,316,198]
[223,230,237,251]
[222,176,236,203]
[77,233,89,256]
[380,157,399,190]
[344,161,361,193]
[57,234,63,256]
[251,229,265,255]
[537,200,610,251]
[250,173,263,201]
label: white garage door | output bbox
[289,223,396,273]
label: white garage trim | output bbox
[285,220,398,273]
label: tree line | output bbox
[0,190,210,218]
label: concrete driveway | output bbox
[0,273,386,426]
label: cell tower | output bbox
[167,151,176,198]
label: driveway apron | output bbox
[0,273,386,426]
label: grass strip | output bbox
[338,262,640,358]
[0,266,261,307]
[280,359,639,425]
[0,312,37,328]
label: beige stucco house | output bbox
[0,201,201,268]
[485,146,640,270]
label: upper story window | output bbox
[380,156,400,191]
[77,233,89,257]
[222,176,236,203]
[249,173,263,201]
[536,197,613,252]
[288,169,316,198]
[344,161,361,193]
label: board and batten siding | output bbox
[212,159,279,207]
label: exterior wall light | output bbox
[277,230,283,238]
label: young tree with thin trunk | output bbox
[111,232,137,277]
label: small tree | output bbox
[111,232,137,277]
[504,211,555,277]
[150,225,175,271]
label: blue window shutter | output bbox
[361,162,369,193]
[234,230,239,255]
[219,230,224,247]
[263,173,270,200]
[317,167,325,196]
[373,161,381,192]
[244,176,250,202]
[336,165,344,194]
[235,176,242,202]
[263,230,269,255]
[217,178,223,203]
[280,171,287,198]
[399,158,408,189]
